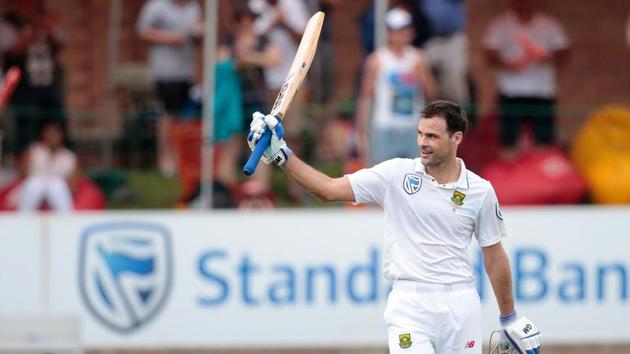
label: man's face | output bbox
[417,117,461,167]
[388,26,414,47]
[41,124,63,149]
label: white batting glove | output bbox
[247,112,292,167]
[500,311,541,354]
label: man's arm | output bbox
[484,48,528,72]
[139,28,186,45]
[282,155,355,203]
[235,41,282,68]
[415,52,438,101]
[247,114,355,204]
[482,241,514,316]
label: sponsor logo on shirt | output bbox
[402,173,422,195]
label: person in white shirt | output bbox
[483,0,569,160]
[247,100,541,354]
[357,7,437,165]
[137,0,203,177]
[18,120,77,212]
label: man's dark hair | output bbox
[421,100,468,136]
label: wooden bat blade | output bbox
[269,11,325,119]
[243,11,325,176]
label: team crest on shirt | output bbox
[451,190,466,206]
[402,173,422,195]
[399,333,413,349]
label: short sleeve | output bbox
[546,18,570,52]
[346,159,396,206]
[474,184,506,247]
[136,0,161,33]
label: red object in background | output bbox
[0,176,106,211]
[72,178,107,210]
[169,120,203,203]
[0,67,21,108]
[482,147,588,205]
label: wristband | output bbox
[500,309,518,327]
[274,146,293,167]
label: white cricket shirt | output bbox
[347,158,506,284]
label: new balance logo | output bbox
[523,323,533,334]
[465,340,475,349]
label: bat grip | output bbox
[243,129,272,176]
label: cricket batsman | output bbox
[247,100,541,354]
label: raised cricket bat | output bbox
[0,67,21,109]
[243,11,325,176]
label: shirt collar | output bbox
[413,158,469,190]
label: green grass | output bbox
[91,160,346,209]
[91,169,181,209]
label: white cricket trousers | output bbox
[385,280,481,354]
[18,176,73,212]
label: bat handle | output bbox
[243,129,272,176]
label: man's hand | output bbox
[501,315,541,354]
[247,112,292,167]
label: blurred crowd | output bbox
[0,0,629,211]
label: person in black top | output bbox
[0,0,67,155]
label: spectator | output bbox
[171,41,244,207]
[234,7,281,136]
[308,0,342,105]
[236,180,274,209]
[359,0,430,56]
[136,0,203,177]
[417,0,469,105]
[356,7,437,165]
[213,42,245,190]
[251,0,308,94]
[483,0,569,160]
[0,0,67,155]
[18,120,76,212]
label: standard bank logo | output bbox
[403,173,422,195]
[79,222,173,333]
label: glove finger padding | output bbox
[263,114,285,139]
[248,112,268,151]
[503,316,541,354]
[247,113,292,167]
